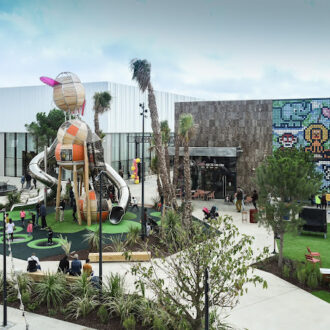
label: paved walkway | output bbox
[1,175,330,329]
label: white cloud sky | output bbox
[0,0,330,100]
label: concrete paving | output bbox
[1,174,330,329]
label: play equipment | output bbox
[130,158,140,184]
[12,72,130,225]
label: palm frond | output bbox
[130,58,151,92]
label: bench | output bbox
[299,207,327,239]
[27,271,80,283]
[320,268,330,283]
[89,251,151,263]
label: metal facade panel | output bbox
[168,146,237,157]
[0,133,4,176]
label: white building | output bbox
[0,81,197,177]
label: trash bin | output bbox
[250,209,258,223]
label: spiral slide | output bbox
[11,141,130,225]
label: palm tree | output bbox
[93,91,112,137]
[130,59,177,209]
[178,113,195,226]
[160,120,171,182]
[172,125,180,189]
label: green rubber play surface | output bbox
[0,207,159,260]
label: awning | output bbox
[168,147,238,157]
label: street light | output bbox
[1,209,7,327]
[139,103,148,240]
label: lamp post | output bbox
[1,209,7,327]
[96,171,105,296]
[139,103,148,240]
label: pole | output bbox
[204,268,209,330]
[44,146,47,207]
[2,210,7,327]
[98,172,103,297]
[140,103,146,241]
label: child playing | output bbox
[20,209,26,227]
[48,227,53,245]
[27,221,33,236]
[30,211,36,227]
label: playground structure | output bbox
[12,72,130,225]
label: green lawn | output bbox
[281,224,330,268]
[312,291,330,303]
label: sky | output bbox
[0,0,330,100]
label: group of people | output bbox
[20,173,36,190]
[230,188,258,212]
[313,193,328,209]
[26,252,93,277]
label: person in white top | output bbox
[131,196,139,211]
[6,219,15,241]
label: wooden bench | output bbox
[89,251,151,263]
[320,268,330,283]
[27,271,80,283]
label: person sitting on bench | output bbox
[70,254,82,276]
[27,253,41,272]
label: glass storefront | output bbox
[3,132,153,179]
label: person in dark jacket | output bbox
[58,255,69,273]
[252,190,258,210]
[70,254,82,276]
[40,202,47,228]
[321,194,327,209]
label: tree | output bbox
[132,215,267,330]
[178,113,195,226]
[25,109,65,150]
[172,124,180,189]
[160,120,171,180]
[93,91,112,138]
[130,59,177,210]
[255,148,322,268]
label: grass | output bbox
[1,209,139,234]
[312,291,330,303]
[281,224,330,268]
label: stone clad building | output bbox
[175,98,330,198]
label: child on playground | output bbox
[20,209,26,227]
[27,221,33,236]
[48,227,53,245]
[5,213,9,224]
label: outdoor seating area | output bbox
[192,189,215,200]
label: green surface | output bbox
[150,212,161,218]
[280,224,330,268]
[27,238,65,250]
[0,226,24,233]
[88,220,141,234]
[312,291,330,303]
[0,234,33,244]
[0,211,35,221]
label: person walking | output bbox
[6,219,15,242]
[59,199,65,222]
[25,173,32,189]
[36,202,40,227]
[315,194,321,209]
[236,188,243,212]
[131,196,139,211]
[252,190,258,210]
[20,209,26,227]
[321,193,327,209]
[40,202,47,229]
[20,175,25,190]
[27,221,33,236]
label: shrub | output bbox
[108,235,126,252]
[83,229,102,251]
[126,225,140,246]
[97,305,109,324]
[6,191,21,210]
[35,272,68,309]
[282,265,290,278]
[161,210,182,248]
[103,273,125,300]
[71,273,96,298]
[21,290,31,305]
[153,316,167,330]
[66,294,98,319]
[123,315,136,330]
[8,273,34,300]
[48,308,57,317]
[106,294,136,322]
[27,302,38,312]
[297,265,307,285]
[58,234,73,256]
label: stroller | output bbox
[202,206,219,221]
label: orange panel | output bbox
[67,125,79,137]
[72,144,84,161]
[89,191,96,200]
[55,143,62,161]
[78,199,85,220]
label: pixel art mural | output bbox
[273,99,330,190]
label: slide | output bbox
[11,140,130,224]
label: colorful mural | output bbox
[273,99,330,190]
